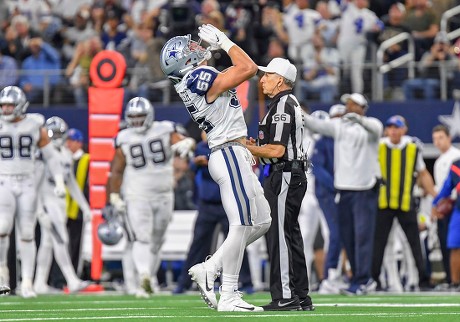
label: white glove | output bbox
[198,24,235,53]
[53,174,67,198]
[110,193,126,213]
[343,112,362,124]
[172,137,195,158]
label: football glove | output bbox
[172,137,195,158]
[198,24,235,53]
[53,174,67,198]
[110,193,126,213]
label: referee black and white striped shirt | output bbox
[258,90,306,165]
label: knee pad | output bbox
[0,216,13,236]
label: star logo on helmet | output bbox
[167,44,179,59]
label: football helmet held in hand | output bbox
[45,116,69,147]
[98,205,124,246]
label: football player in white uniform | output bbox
[34,116,92,294]
[0,86,66,298]
[160,24,272,312]
[107,97,195,298]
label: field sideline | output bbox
[1,292,460,322]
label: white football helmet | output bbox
[160,34,211,83]
[125,97,154,133]
[45,116,68,147]
[0,86,29,121]
[98,205,124,246]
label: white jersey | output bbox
[304,115,383,190]
[40,145,74,194]
[116,121,176,199]
[174,66,247,149]
[0,113,44,175]
[283,5,322,62]
[337,2,380,48]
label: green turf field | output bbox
[1,292,460,322]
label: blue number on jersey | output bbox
[294,13,304,28]
[354,17,363,34]
[186,68,218,96]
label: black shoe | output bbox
[299,296,315,311]
[262,298,302,311]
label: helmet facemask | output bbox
[125,97,154,133]
[160,34,211,83]
[0,86,29,122]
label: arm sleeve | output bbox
[304,114,337,138]
[360,117,383,139]
[66,172,91,214]
[433,172,454,206]
[40,143,63,179]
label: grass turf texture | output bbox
[1,293,460,321]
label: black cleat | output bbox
[299,296,315,311]
[262,298,302,311]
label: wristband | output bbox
[220,38,235,53]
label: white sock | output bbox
[221,274,239,295]
[18,240,36,280]
[35,242,53,287]
[52,240,79,286]
[122,245,137,293]
[132,241,151,276]
[222,225,251,276]
[0,236,10,267]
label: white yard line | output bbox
[1,312,460,321]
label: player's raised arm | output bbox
[197,24,258,101]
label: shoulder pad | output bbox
[27,113,45,126]
[115,129,129,148]
[185,66,219,96]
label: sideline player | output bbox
[34,116,92,294]
[0,86,66,298]
[106,97,195,298]
[160,24,272,311]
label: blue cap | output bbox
[385,115,406,128]
[67,128,84,142]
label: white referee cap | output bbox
[258,58,297,83]
[340,93,368,108]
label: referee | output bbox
[246,58,314,311]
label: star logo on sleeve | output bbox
[438,101,460,139]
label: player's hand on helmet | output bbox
[53,174,67,198]
[172,137,195,158]
[343,112,362,124]
[110,193,126,213]
[198,24,234,52]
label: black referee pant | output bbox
[372,208,428,287]
[263,166,309,300]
